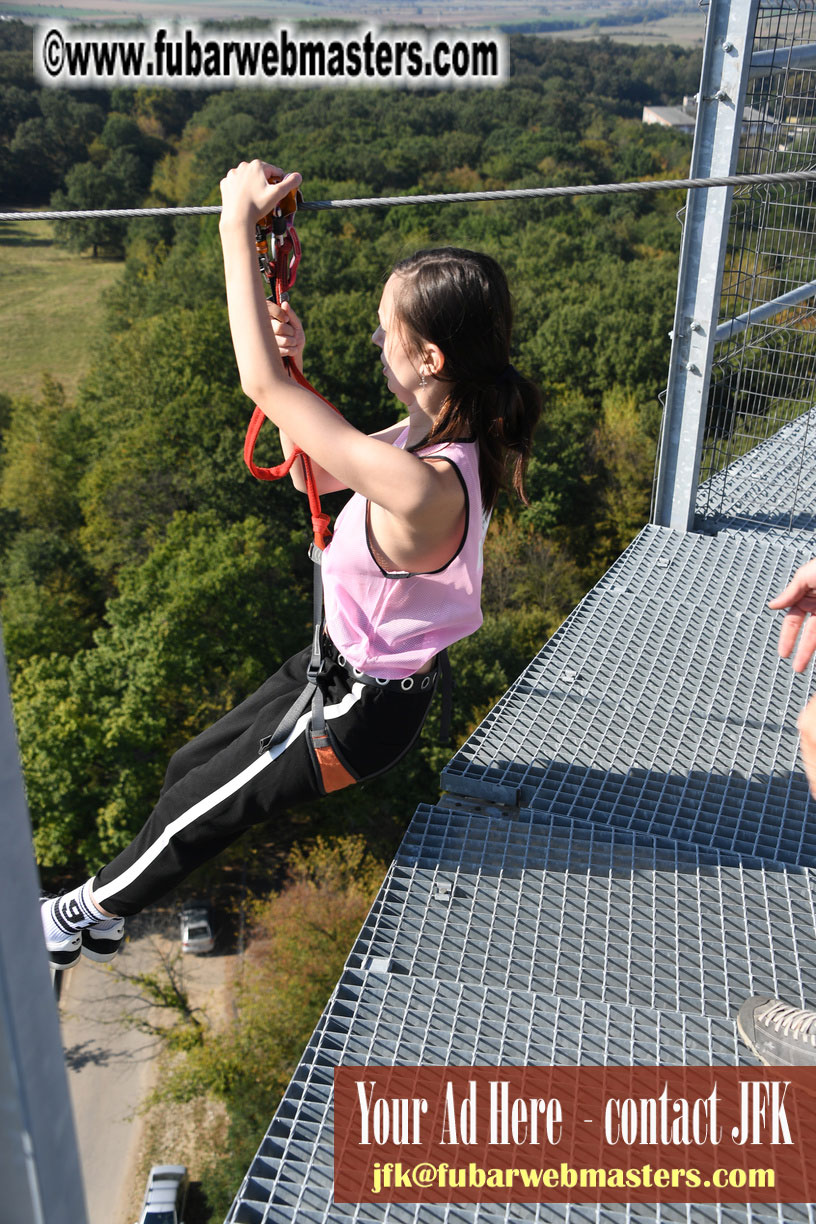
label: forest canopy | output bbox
[0,19,698,869]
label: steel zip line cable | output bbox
[2,167,816,223]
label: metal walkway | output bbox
[441,523,814,863]
[226,410,816,1222]
[695,408,816,547]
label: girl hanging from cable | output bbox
[41,162,542,968]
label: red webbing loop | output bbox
[243,406,299,481]
[244,360,343,551]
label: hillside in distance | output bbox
[6,0,704,45]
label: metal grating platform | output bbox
[695,407,816,545]
[441,526,816,867]
[229,1199,816,1223]
[230,1202,816,1223]
[227,528,816,1223]
[226,968,782,1224]
[347,804,815,1018]
[228,526,816,1223]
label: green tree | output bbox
[0,378,87,532]
[75,298,281,575]
[1,530,101,666]
[591,386,656,566]
[15,511,306,865]
[0,82,37,138]
[9,93,105,201]
[50,161,127,256]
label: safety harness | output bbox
[243,187,448,788]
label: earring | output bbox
[419,373,427,388]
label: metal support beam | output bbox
[714,277,816,342]
[750,41,816,77]
[653,0,761,531]
[0,631,87,1224]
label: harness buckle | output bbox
[307,653,328,684]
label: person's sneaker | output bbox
[43,926,82,970]
[737,995,816,1066]
[41,895,82,970]
[81,918,126,963]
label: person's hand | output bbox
[265,300,305,369]
[219,160,301,231]
[768,558,816,672]
[798,693,816,798]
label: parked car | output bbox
[180,900,216,954]
[135,1164,188,1224]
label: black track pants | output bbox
[92,644,437,916]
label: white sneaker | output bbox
[81,918,126,963]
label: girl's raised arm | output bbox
[219,160,450,524]
[266,298,409,496]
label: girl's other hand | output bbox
[266,300,306,369]
[798,693,816,799]
[219,160,301,231]
[769,557,816,672]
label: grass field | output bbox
[0,215,122,403]
[539,13,704,46]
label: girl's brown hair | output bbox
[391,247,542,511]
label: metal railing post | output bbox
[653,0,761,531]
[0,630,87,1224]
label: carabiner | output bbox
[256,181,302,302]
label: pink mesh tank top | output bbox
[322,431,489,679]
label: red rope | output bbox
[243,361,341,551]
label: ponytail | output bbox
[489,372,542,508]
[391,246,542,512]
[423,369,541,512]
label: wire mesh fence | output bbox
[696,0,816,533]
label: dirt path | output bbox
[59,935,163,1224]
[58,916,237,1224]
